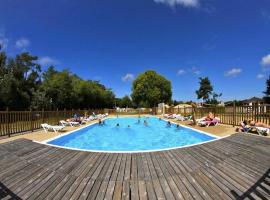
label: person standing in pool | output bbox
[176,124,180,129]
[144,120,148,126]
[167,121,171,127]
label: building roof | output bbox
[242,97,264,103]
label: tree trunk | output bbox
[191,103,197,125]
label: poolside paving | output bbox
[0,133,269,200]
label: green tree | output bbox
[0,52,41,110]
[119,95,133,108]
[263,75,270,103]
[196,77,213,102]
[41,70,75,109]
[0,51,116,110]
[131,70,172,107]
[205,92,222,105]
[196,77,222,105]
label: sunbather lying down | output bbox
[236,119,270,134]
[249,120,270,129]
[205,112,215,120]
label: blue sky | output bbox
[1,0,270,101]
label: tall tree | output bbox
[0,52,41,110]
[0,51,117,110]
[263,75,270,103]
[131,70,172,107]
[196,77,213,102]
[196,77,222,105]
[119,95,133,108]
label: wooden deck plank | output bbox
[0,133,269,199]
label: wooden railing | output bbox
[165,105,270,126]
[0,109,104,137]
[1,105,269,137]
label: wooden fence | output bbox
[1,105,269,137]
[0,109,105,137]
[165,105,270,126]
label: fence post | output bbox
[30,108,33,132]
[6,107,10,137]
[42,108,45,123]
[233,101,236,127]
[56,108,59,125]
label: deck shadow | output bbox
[231,168,270,200]
[0,182,22,200]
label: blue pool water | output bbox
[47,116,216,152]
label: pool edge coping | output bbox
[34,115,230,153]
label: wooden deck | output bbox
[0,133,269,200]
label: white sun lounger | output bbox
[256,127,269,135]
[41,123,65,133]
[60,120,80,127]
[196,117,206,123]
[175,115,185,121]
[198,117,220,127]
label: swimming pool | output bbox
[45,116,217,152]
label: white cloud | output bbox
[122,73,134,82]
[153,0,199,8]
[262,10,270,21]
[37,56,59,66]
[15,38,30,49]
[0,29,9,51]
[261,54,270,68]
[225,68,242,77]
[177,69,186,75]
[256,74,265,79]
[191,67,200,75]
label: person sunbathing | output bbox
[236,120,250,132]
[248,120,270,129]
[235,119,270,133]
[205,112,215,121]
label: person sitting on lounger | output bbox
[236,120,250,132]
[205,112,215,121]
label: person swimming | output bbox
[159,117,161,121]
[128,125,131,128]
[167,121,171,127]
[144,120,148,126]
[176,124,180,129]
[116,123,120,127]
[137,119,141,124]
[98,119,102,125]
